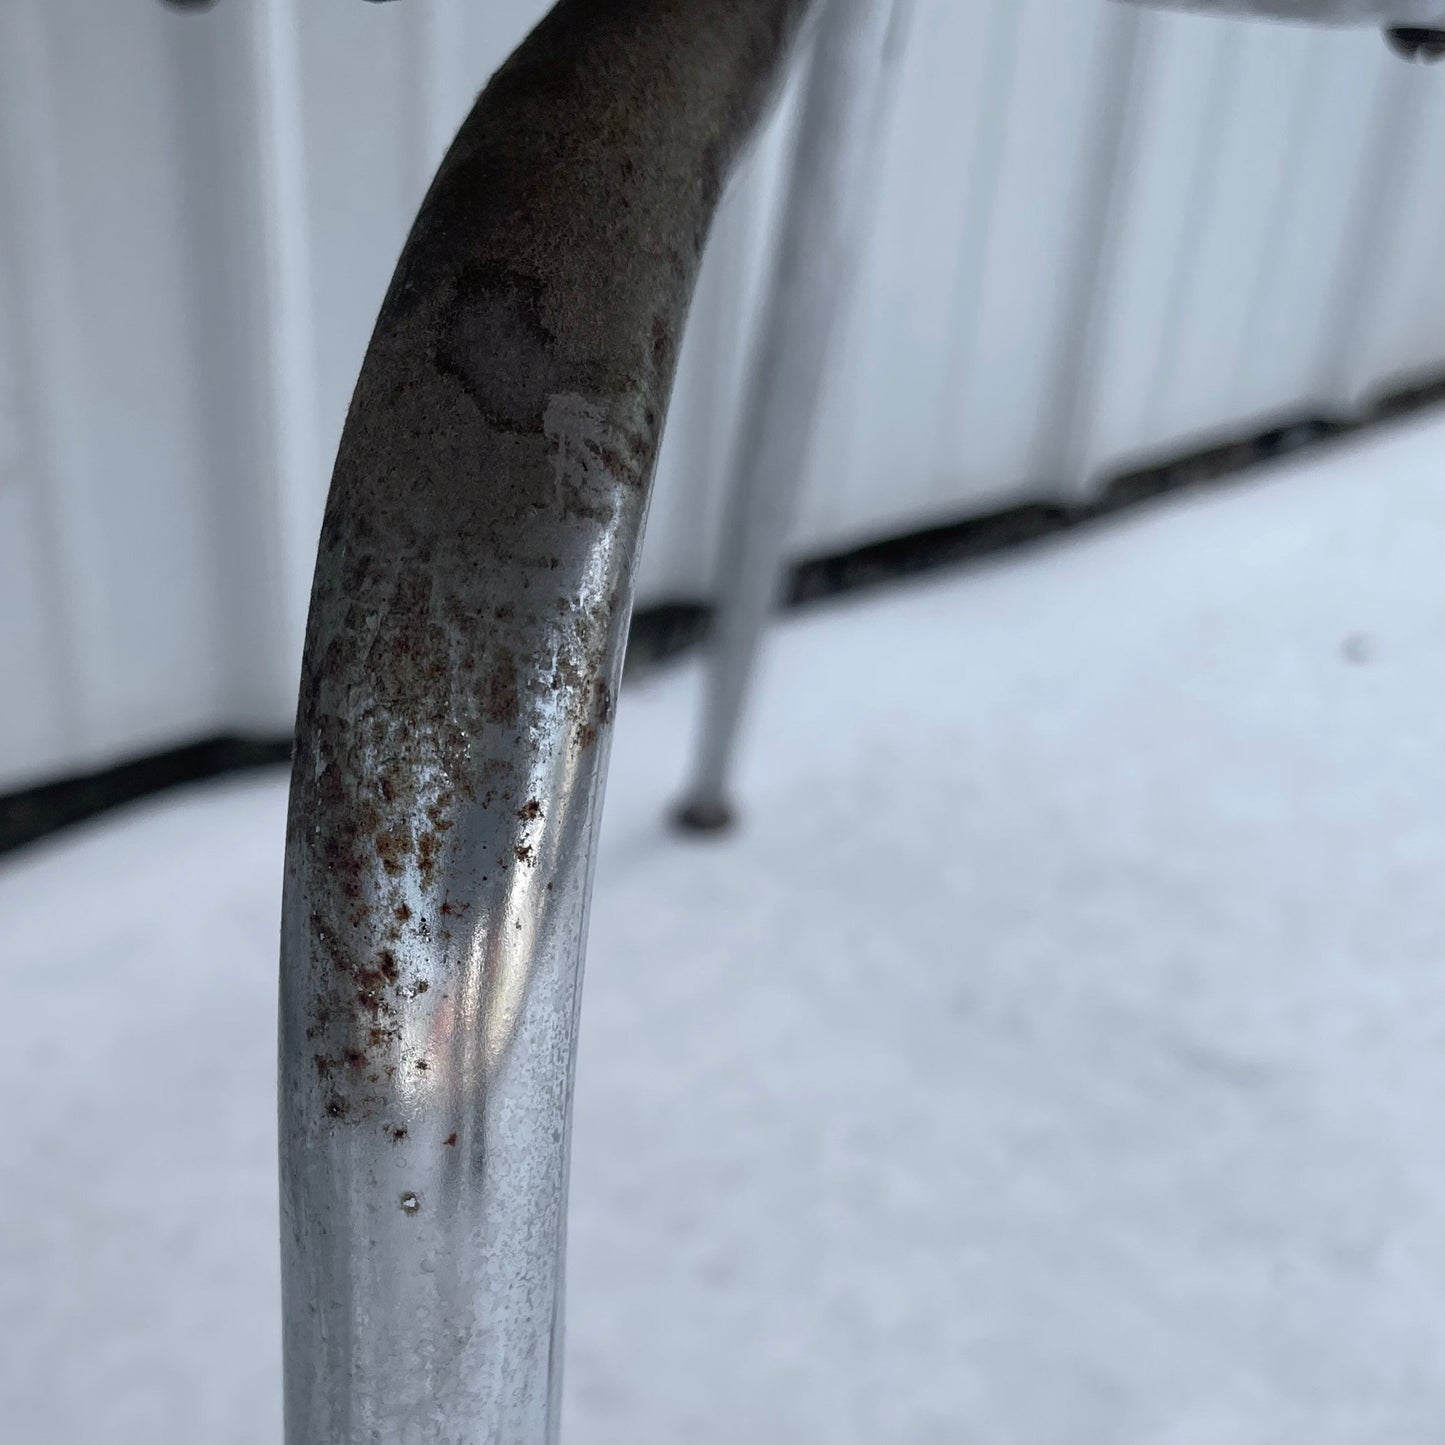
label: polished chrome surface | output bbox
[278,2,812,1440]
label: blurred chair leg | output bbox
[276,3,811,1441]
[674,0,911,833]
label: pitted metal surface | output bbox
[278,3,812,1441]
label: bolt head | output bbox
[1384,27,1445,61]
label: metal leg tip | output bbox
[671,797,737,834]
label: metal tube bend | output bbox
[278,4,811,1440]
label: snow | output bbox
[2,413,1442,1444]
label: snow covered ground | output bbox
[2,413,1442,1445]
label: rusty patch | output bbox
[374,828,411,876]
[482,652,520,727]
[416,831,442,890]
[444,1132,458,1147]
[281,0,802,1142]
[576,676,614,751]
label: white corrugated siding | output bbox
[0,0,1440,788]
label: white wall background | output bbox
[0,0,1440,790]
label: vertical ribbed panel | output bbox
[0,0,1440,786]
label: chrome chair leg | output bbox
[675,0,910,833]
[278,4,811,1440]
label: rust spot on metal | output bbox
[280,0,810,1157]
[576,676,613,750]
[416,830,442,889]
[375,828,411,876]
[444,1132,458,1147]
[483,652,521,727]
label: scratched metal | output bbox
[277,3,813,1442]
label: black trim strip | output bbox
[0,736,292,856]
[5,376,1442,855]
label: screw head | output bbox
[1384,27,1445,62]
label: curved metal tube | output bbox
[278,4,810,1440]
